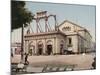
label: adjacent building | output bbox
[11,42,21,55]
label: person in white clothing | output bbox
[16,62,24,72]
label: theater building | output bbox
[24,20,92,55]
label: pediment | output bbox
[58,20,85,34]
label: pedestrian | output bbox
[11,48,13,57]
[92,57,96,69]
[16,61,24,72]
[25,53,29,65]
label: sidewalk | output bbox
[11,54,95,70]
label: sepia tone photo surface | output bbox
[11,0,96,74]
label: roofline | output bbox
[57,19,92,38]
[66,33,90,42]
[24,30,66,37]
[78,29,92,38]
[57,20,85,29]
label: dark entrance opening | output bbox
[28,49,32,56]
[60,44,63,54]
[38,44,43,55]
[47,45,52,55]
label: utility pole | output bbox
[21,24,24,61]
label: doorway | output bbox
[60,44,63,54]
[47,45,52,55]
[38,44,43,55]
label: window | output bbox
[15,48,21,55]
[62,26,71,31]
[68,38,72,44]
[67,38,72,47]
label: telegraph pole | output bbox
[21,24,24,61]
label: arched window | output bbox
[62,26,71,31]
[68,38,72,44]
[67,38,72,47]
[47,40,53,45]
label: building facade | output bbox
[11,42,21,55]
[24,20,92,55]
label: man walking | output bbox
[24,53,29,65]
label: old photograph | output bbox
[11,0,96,74]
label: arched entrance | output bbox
[29,45,35,55]
[28,41,35,56]
[37,41,43,55]
[46,40,53,55]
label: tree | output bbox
[11,1,34,60]
[11,1,33,30]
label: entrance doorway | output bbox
[28,41,35,56]
[60,44,63,54]
[28,49,32,56]
[47,45,52,55]
[38,44,43,55]
[29,46,35,55]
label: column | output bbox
[35,39,38,55]
[43,38,46,55]
[53,37,56,54]
[24,40,29,54]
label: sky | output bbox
[11,1,96,43]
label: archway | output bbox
[28,41,35,56]
[37,41,43,55]
[46,40,53,55]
